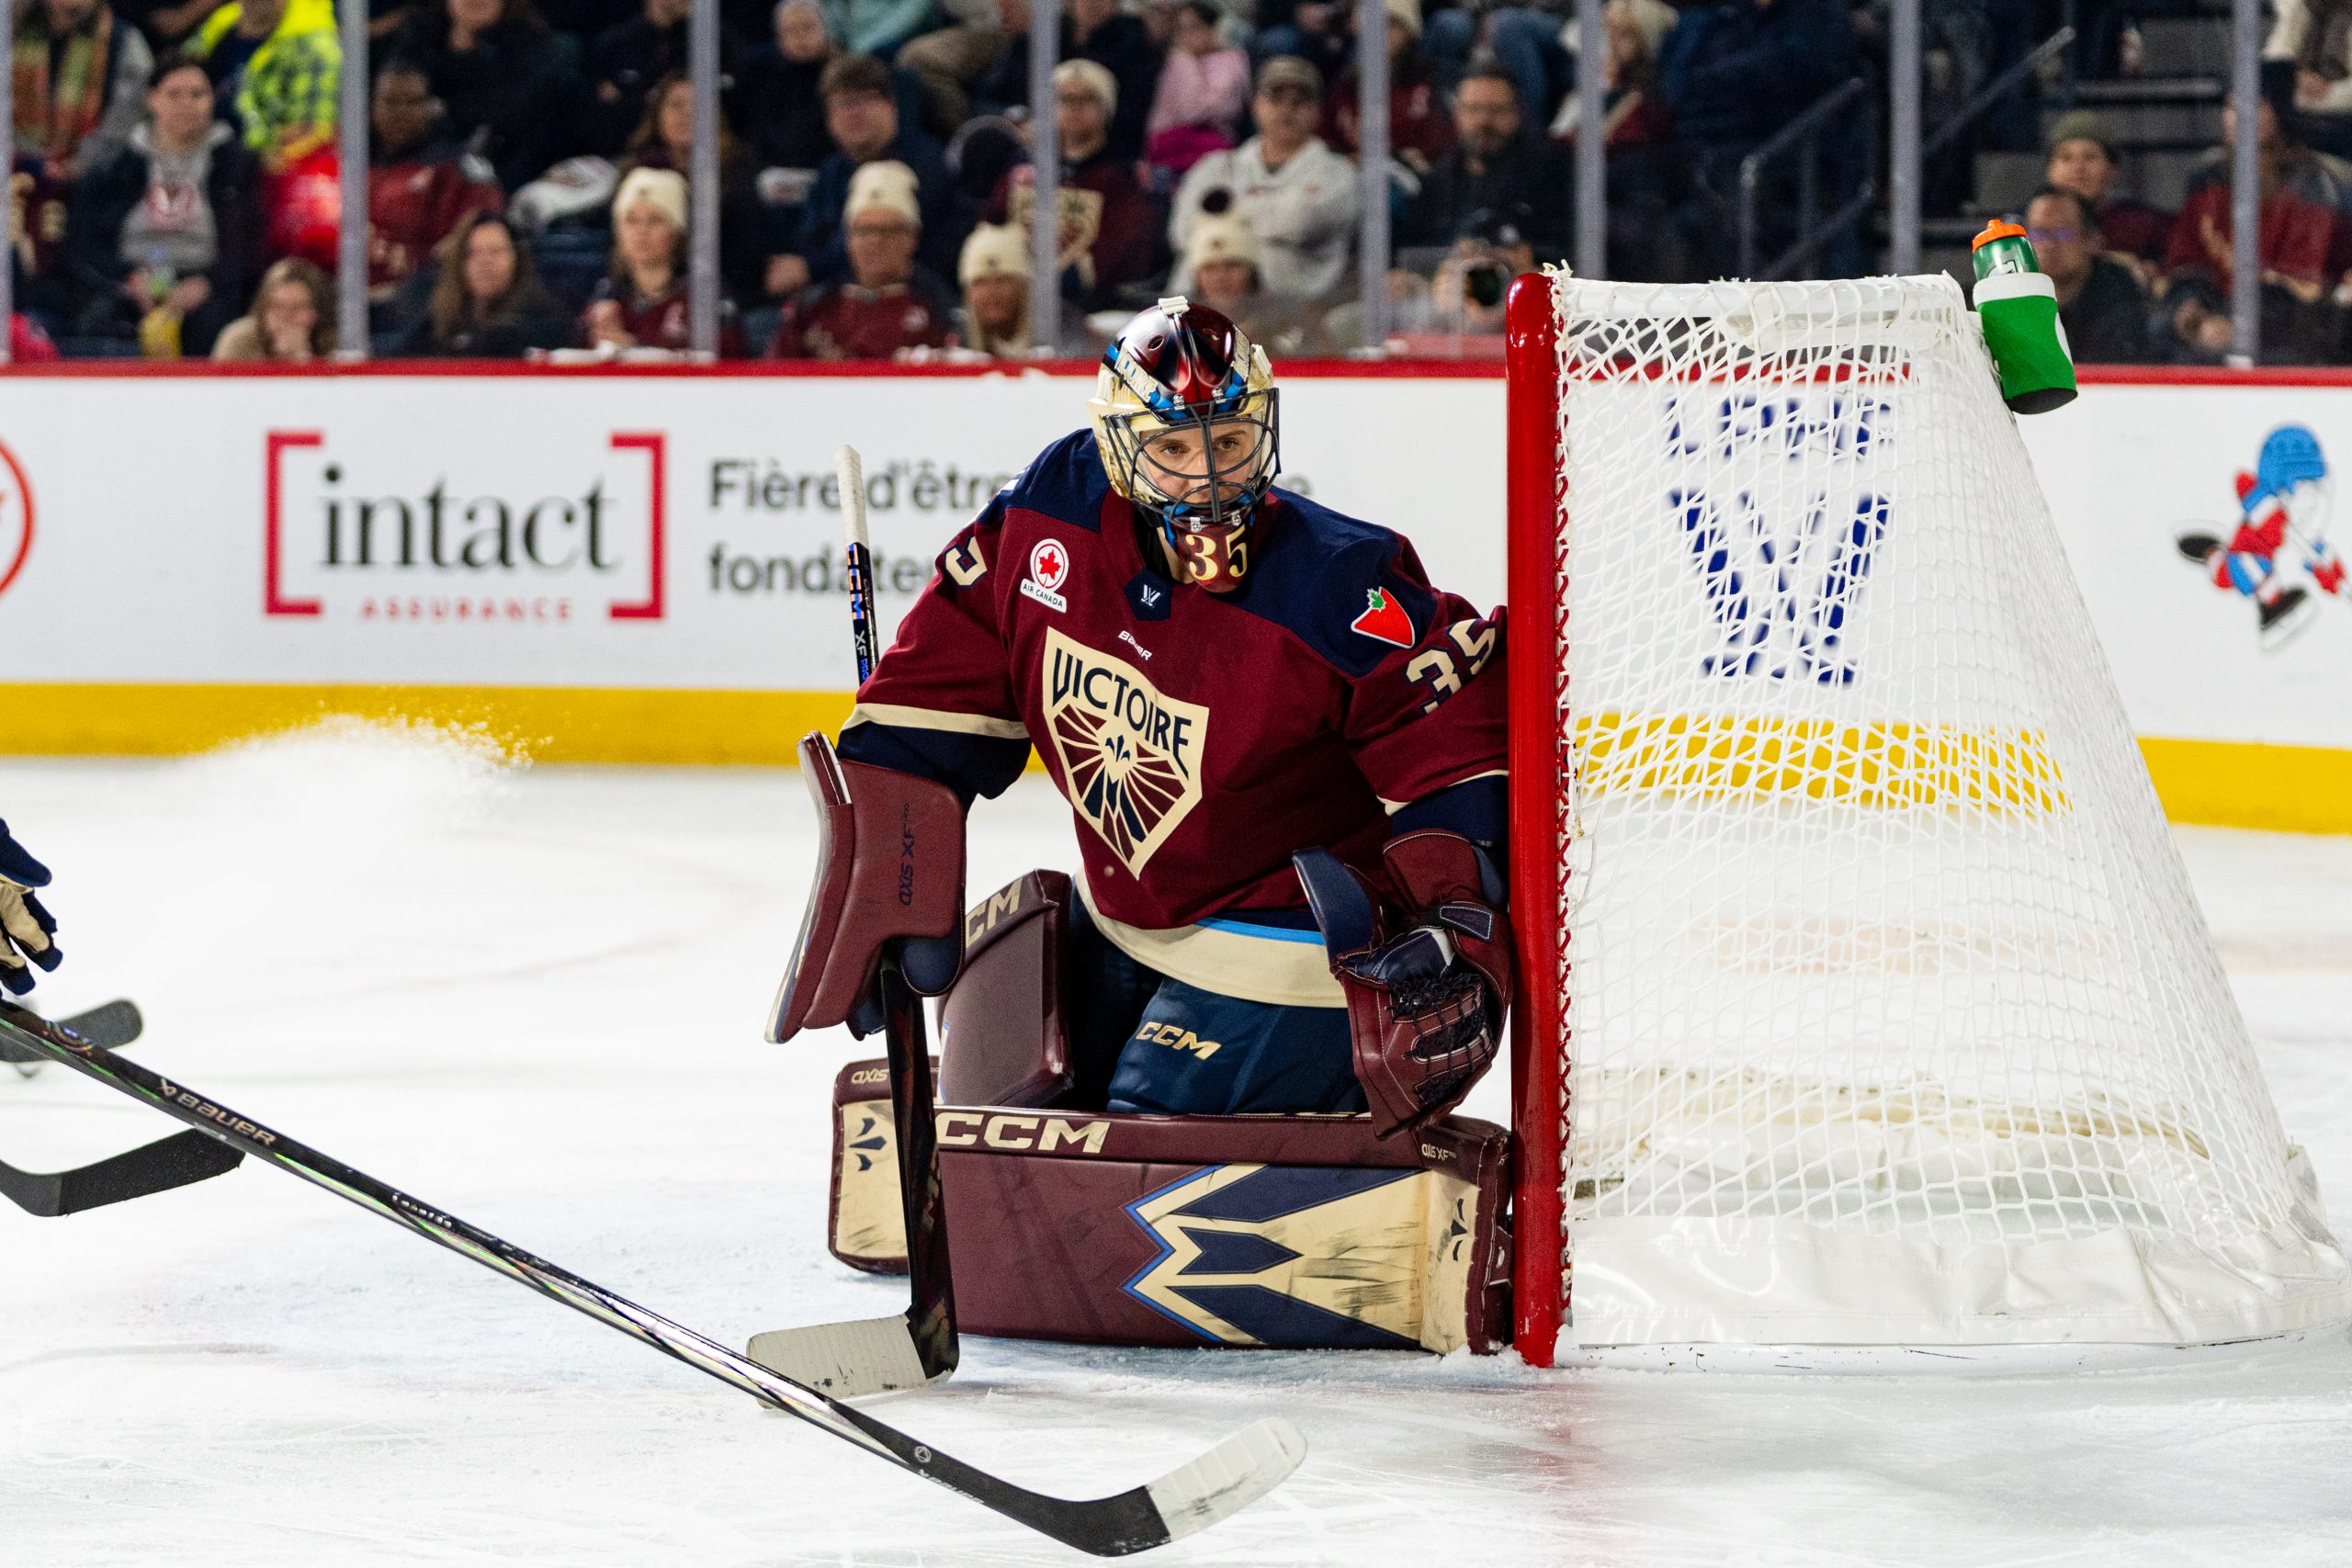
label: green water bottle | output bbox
[1970,218,2077,415]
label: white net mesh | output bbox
[1539,273,2350,1350]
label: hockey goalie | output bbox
[772,299,1519,1356]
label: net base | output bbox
[1558,1327,2346,1375]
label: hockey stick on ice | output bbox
[0,999,243,1217]
[2,997,142,1075]
[747,445,960,1400]
[0,1000,1303,1554]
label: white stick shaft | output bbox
[836,446,869,552]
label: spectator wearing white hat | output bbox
[1169,54,1360,303]
[956,220,1033,355]
[988,58,1161,311]
[582,166,743,355]
[769,158,958,358]
[1182,208,1317,353]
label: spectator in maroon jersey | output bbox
[2158,70,2342,363]
[365,62,502,308]
[1553,0,1679,280]
[1322,0,1451,175]
[768,159,957,358]
[398,211,573,355]
[2044,110,2171,268]
[582,165,743,355]
[987,60,1159,311]
[211,254,334,359]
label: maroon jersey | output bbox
[367,153,501,292]
[766,271,957,361]
[838,430,1505,1004]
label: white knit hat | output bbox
[959,221,1032,285]
[1182,212,1261,276]
[844,159,922,228]
[1053,58,1117,116]
[613,166,688,233]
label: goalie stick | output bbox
[0,999,1304,1554]
[747,444,960,1400]
[0,999,243,1218]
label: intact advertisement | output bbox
[0,368,2343,824]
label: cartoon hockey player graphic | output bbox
[2177,424,2349,649]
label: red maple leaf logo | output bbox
[1349,587,1415,649]
[1031,538,1069,590]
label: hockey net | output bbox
[1501,272,2351,1367]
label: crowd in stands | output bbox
[13,0,2352,363]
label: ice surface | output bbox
[3,723,2349,1567]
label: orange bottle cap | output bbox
[1972,219,2028,250]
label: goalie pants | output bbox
[1064,900,1364,1117]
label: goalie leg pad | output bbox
[769,733,967,1043]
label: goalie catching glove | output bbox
[767,734,967,1043]
[1294,832,1512,1138]
[0,821,61,996]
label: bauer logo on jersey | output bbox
[1350,586,1417,649]
[1042,627,1208,873]
[1021,537,1071,612]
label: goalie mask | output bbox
[1088,297,1279,592]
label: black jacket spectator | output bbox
[390,0,574,191]
[1404,133,1570,255]
[737,42,833,169]
[66,120,263,351]
[2062,255,2154,365]
[1655,0,1855,150]
[582,0,744,155]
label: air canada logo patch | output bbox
[1022,537,1070,612]
[1042,627,1207,874]
[1350,586,1416,649]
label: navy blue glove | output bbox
[0,819,61,995]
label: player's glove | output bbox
[0,820,62,995]
[1295,831,1512,1138]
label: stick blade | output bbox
[0,1128,243,1217]
[0,998,142,1068]
[1141,1417,1307,1546]
[745,1314,941,1398]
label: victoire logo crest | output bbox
[1041,627,1206,874]
[264,429,666,622]
[0,438,34,601]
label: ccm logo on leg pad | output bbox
[935,1111,1110,1154]
[1133,1022,1223,1060]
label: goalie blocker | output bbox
[822,871,1513,1355]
